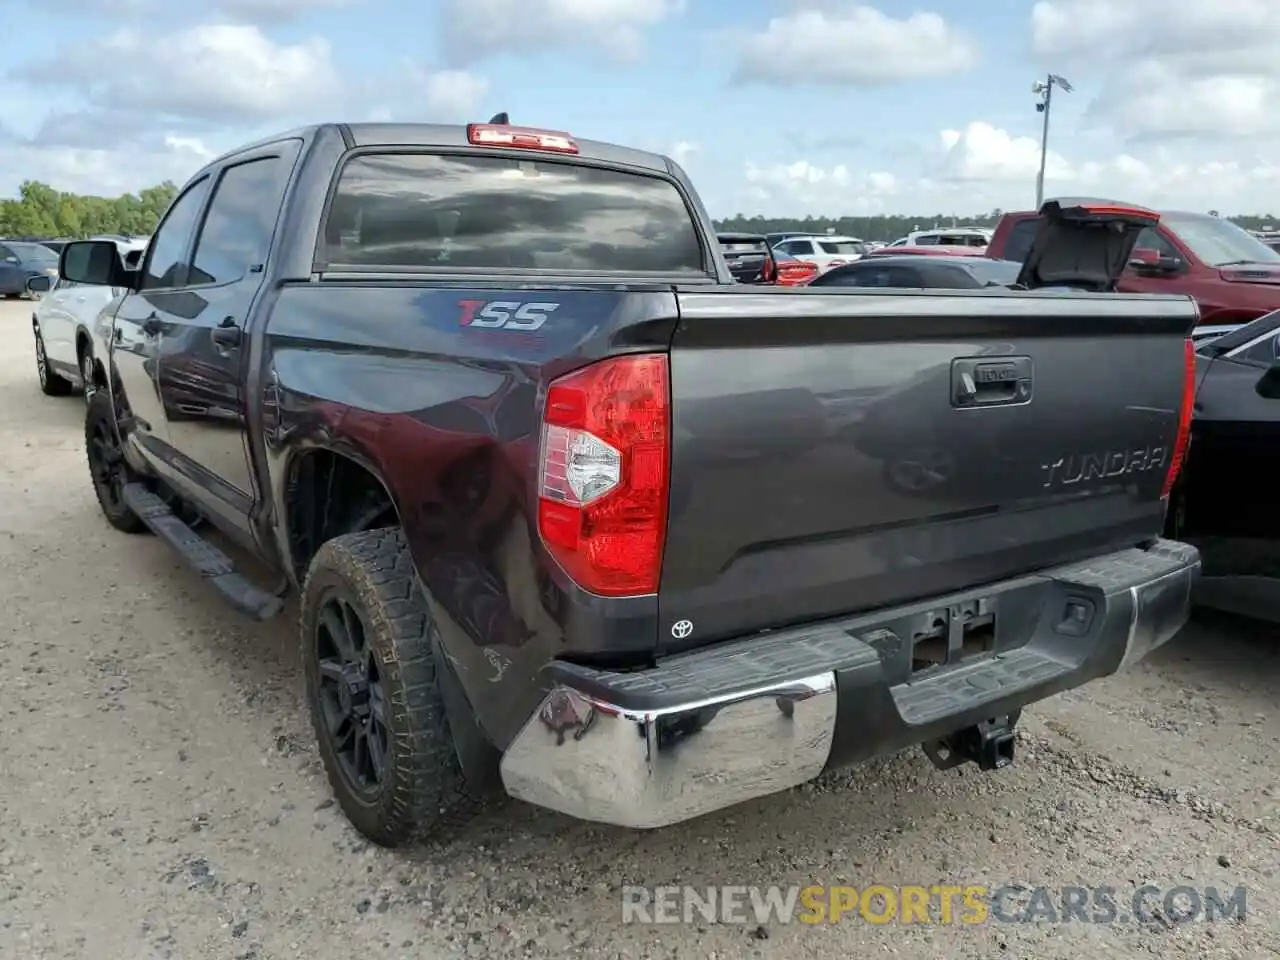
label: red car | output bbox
[773,249,820,285]
[988,199,1280,326]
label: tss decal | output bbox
[457,299,559,331]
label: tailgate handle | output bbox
[952,357,1033,408]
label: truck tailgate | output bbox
[658,288,1197,648]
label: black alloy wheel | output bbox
[84,390,146,533]
[314,592,390,798]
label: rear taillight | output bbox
[537,354,670,596]
[1162,338,1196,499]
[760,257,776,283]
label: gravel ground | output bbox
[1,299,1277,960]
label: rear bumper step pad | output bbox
[499,539,1199,828]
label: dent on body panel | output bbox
[261,285,620,748]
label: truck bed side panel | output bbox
[259,283,680,749]
[659,288,1197,650]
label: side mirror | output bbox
[1257,361,1280,399]
[60,240,132,288]
[25,275,53,295]
[1129,254,1183,275]
[3,256,17,264]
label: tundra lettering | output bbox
[1039,447,1170,489]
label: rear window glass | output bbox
[323,152,705,273]
[1001,218,1039,263]
[720,240,768,254]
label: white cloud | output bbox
[733,4,978,86]
[938,122,1070,182]
[0,137,216,197]
[741,159,902,213]
[1031,0,1280,138]
[18,25,343,125]
[21,0,360,20]
[438,0,682,64]
[725,121,1280,217]
[17,24,487,130]
[671,141,698,165]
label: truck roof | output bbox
[202,122,675,175]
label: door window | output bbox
[142,177,210,290]
[1133,226,1180,259]
[190,154,292,286]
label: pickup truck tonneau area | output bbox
[61,118,1201,844]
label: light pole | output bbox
[1032,73,1073,208]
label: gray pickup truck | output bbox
[55,118,1201,847]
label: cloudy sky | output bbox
[3,0,1280,217]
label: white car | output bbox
[771,234,867,273]
[887,228,991,250]
[31,238,147,399]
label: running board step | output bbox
[122,482,284,620]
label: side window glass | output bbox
[793,240,815,255]
[1134,227,1178,259]
[887,267,922,286]
[1004,220,1038,263]
[1237,332,1280,366]
[823,269,867,286]
[143,178,210,290]
[0,244,15,261]
[189,155,290,286]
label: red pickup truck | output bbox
[988,201,1280,327]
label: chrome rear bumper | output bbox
[500,674,837,829]
[499,539,1199,829]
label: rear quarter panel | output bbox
[258,283,680,749]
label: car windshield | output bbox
[961,258,1020,285]
[7,242,58,264]
[1162,213,1280,266]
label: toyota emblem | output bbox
[671,619,693,639]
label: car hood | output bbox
[1014,200,1158,291]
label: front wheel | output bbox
[301,528,484,847]
[84,390,147,534]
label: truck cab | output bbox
[989,201,1280,326]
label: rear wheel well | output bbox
[284,450,399,580]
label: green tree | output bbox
[0,180,177,238]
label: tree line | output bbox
[6,180,1280,243]
[0,180,178,239]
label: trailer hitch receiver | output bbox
[922,712,1019,772]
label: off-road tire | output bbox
[84,390,148,534]
[301,528,484,847]
[35,324,73,396]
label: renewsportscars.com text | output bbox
[621,884,1248,926]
